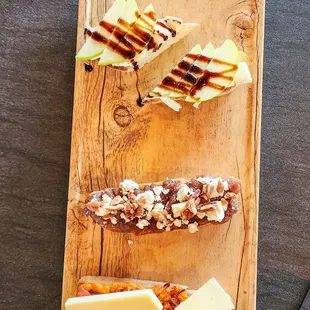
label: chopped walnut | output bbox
[110,196,124,206]
[124,203,144,219]
[152,209,166,222]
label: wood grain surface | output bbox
[61,0,265,309]
[1,1,310,310]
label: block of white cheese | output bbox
[65,289,163,310]
[175,278,235,310]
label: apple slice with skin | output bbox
[169,42,215,99]
[185,39,239,106]
[149,44,202,98]
[75,0,126,61]
[220,61,252,96]
[98,0,141,66]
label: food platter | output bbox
[62,0,265,308]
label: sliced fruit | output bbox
[169,42,215,99]
[112,20,198,71]
[98,0,141,65]
[149,44,202,98]
[75,0,126,61]
[186,39,239,105]
[220,61,252,96]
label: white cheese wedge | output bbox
[175,278,235,310]
[76,0,126,60]
[98,0,140,65]
[65,289,163,310]
[112,21,198,71]
[186,39,239,106]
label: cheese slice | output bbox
[175,278,235,310]
[65,289,163,310]
[112,21,198,71]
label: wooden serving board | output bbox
[62,0,265,309]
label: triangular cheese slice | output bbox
[186,39,239,105]
[111,18,198,71]
[149,44,202,98]
[98,0,140,65]
[76,0,126,61]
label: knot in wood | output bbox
[113,105,133,127]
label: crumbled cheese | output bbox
[136,190,155,211]
[205,201,225,222]
[128,240,134,246]
[166,214,172,220]
[110,217,118,225]
[177,184,191,202]
[101,194,112,205]
[146,212,153,220]
[153,186,163,200]
[197,212,206,219]
[182,220,189,225]
[120,179,139,191]
[136,219,150,229]
[223,181,229,191]
[165,226,171,232]
[156,221,166,230]
[173,219,182,227]
[198,177,221,198]
[154,203,164,211]
[197,177,211,184]
[188,222,199,233]
[94,208,110,217]
[172,202,187,218]
[123,196,128,201]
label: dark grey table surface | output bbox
[1,0,310,309]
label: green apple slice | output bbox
[75,0,126,61]
[186,39,239,105]
[98,0,141,66]
[169,42,215,99]
[149,44,202,98]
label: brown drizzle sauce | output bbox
[145,11,156,21]
[135,10,140,19]
[99,20,115,34]
[138,15,154,29]
[147,37,156,50]
[189,59,237,96]
[157,21,176,37]
[135,71,144,106]
[198,55,212,64]
[84,28,92,36]
[91,31,109,45]
[158,32,168,41]
[84,63,93,72]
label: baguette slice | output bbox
[83,176,240,236]
[77,276,194,309]
[79,276,194,292]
